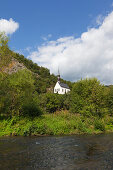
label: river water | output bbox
[0,134,113,170]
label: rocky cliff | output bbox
[2,58,26,74]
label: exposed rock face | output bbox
[3,58,26,74]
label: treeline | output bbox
[0,69,113,118]
[39,78,113,117]
[0,68,70,117]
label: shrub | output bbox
[22,100,42,117]
[94,119,105,131]
[77,121,87,132]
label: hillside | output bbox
[0,49,73,94]
[12,52,73,93]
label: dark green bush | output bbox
[22,96,42,117]
[94,119,105,131]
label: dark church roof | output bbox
[59,82,70,89]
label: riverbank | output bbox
[0,111,113,136]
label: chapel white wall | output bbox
[54,82,70,94]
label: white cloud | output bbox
[25,47,32,53]
[96,14,105,25]
[28,11,113,85]
[0,18,19,35]
[42,34,52,41]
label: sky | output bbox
[0,0,113,84]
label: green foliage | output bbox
[0,32,12,70]
[39,93,71,113]
[70,78,107,117]
[105,85,113,115]
[39,93,60,113]
[0,32,9,48]
[12,52,72,93]
[77,120,87,132]
[0,112,112,136]
[45,93,60,113]
[13,53,59,93]
[0,69,42,117]
[13,53,50,77]
[21,94,42,117]
[94,119,105,131]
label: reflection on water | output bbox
[0,134,113,170]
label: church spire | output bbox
[57,67,60,82]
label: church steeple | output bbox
[54,68,70,94]
[57,68,60,82]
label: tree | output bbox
[106,85,113,115]
[0,69,42,117]
[0,32,12,71]
[0,32,8,47]
[70,78,107,117]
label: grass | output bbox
[0,111,113,136]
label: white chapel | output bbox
[54,73,70,94]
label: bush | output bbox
[94,119,105,131]
[22,99,42,117]
[77,121,87,132]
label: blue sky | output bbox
[1,0,113,84]
[0,0,112,52]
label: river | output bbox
[0,133,113,170]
